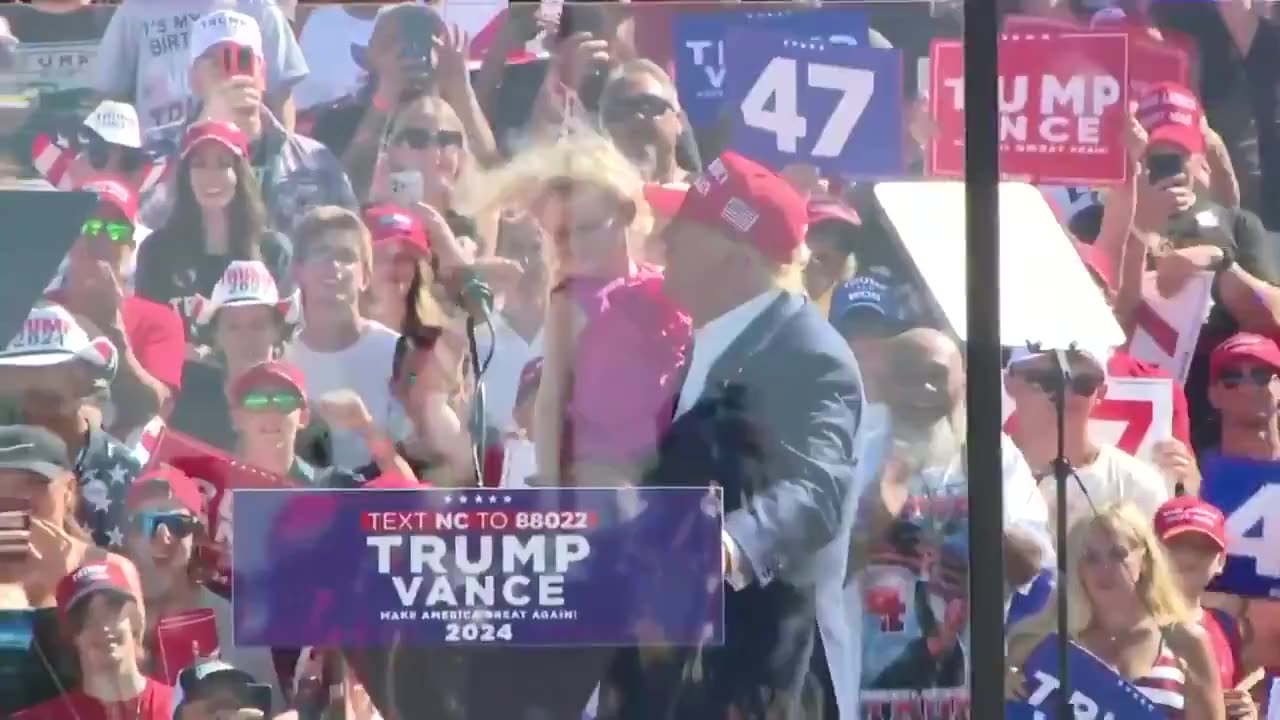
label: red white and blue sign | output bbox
[1006,634,1162,720]
[724,29,902,177]
[672,7,869,128]
[231,487,724,647]
[1201,454,1280,598]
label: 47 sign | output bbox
[1202,455,1280,598]
[725,30,903,177]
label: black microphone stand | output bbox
[465,316,487,485]
[1049,348,1074,720]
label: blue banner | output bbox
[724,29,903,177]
[1201,454,1280,598]
[672,7,869,128]
[1006,634,1162,720]
[231,487,724,647]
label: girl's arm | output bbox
[1169,620,1228,720]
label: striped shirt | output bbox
[1132,640,1186,719]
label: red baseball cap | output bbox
[364,204,430,256]
[1137,82,1205,156]
[181,119,248,160]
[227,360,307,408]
[126,463,204,517]
[1154,495,1226,551]
[83,178,138,223]
[643,182,689,219]
[1209,332,1280,381]
[807,200,861,229]
[673,152,809,264]
[56,559,136,616]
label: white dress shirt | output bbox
[675,290,782,590]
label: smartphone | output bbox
[398,8,438,63]
[1146,153,1185,184]
[221,44,258,80]
[558,4,608,41]
[389,170,425,207]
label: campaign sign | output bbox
[1006,634,1162,720]
[672,7,869,128]
[1003,377,1173,464]
[232,487,724,647]
[1202,455,1280,599]
[1128,271,1214,385]
[928,33,1129,185]
[725,29,902,176]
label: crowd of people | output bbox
[2,0,1280,719]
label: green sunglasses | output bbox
[240,390,304,413]
[81,218,134,245]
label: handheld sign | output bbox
[1006,634,1162,720]
[672,7,869,128]
[725,29,902,176]
[1128,271,1213,385]
[1003,378,1173,464]
[928,33,1129,185]
[1202,455,1280,599]
[232,487,724,648]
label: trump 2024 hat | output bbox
[1154,495,1226,551]
[195,260,300,326]
[55,559,136,616]
[0,303,117,378]
[82,101,142,150]
[189,9,264,67]
[1137,82,1205,156]
[674,152,808,264]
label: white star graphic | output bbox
[489,495,498,503]
[108,464,129,485]
[81,468,99,485]
[105,526,124,547]
[82,479,111,513]
[503,496,512,504]
[444,495,454,504]
[459,496,468,504]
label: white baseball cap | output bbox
[0,302,118,378]
[189,10,264,68]
[82,101,142,149]
[195,260,300,326]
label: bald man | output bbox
[844,328,1051,718]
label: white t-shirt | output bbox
[91,0,308,145]
[473,313,543,433]
[291,7,374,111]
[285,321,408,469]
[1039,443,1170,532]
[201,587,287,712]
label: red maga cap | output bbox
[83,178,138,223]
[56,559,136,616]
[673,152,808,264]
[126,463,204,517]
[181,120,249,160]
[1154,495,1226,551]
[363,204,430,256]
[1209,332,1280,381]
[1137,82,1204,156]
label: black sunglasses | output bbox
[604,93,673,123]
[78,129,146,174]
[129,511,199,539]
[392,128,464,150]
[1017,367,1105,397]
[1217,367,1279,389]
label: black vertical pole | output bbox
[963,2,1006,720]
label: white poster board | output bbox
[1002,377,1173,463]
[1128,271,1213,385]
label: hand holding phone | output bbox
[389,170,425,207]
[1146,152,1185,184]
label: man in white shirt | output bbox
[605,152,864,719]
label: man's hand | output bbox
[25,518,88,602]
[1155,245,1222,298]
[1224,688,1258,720]
[1152,438,1200,495]
[433,24,472,103]
[557,32,609,92]
[315,390,375,434]
[205,76,262,126]
[1135,173,1196,231]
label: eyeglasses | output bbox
[80,218,134,245]
[392,128,464,150]
[129,511,198,539]
[1081,544,1138,567]
[604,94,673,123]
[239,390,304,413]
[1217,367,1279,389]
[1016,367,1104,396]
[77,130,145,173]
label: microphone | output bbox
[445,269,494,321]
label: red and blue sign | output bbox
[724,29,902,177]
[231,487,724,647]
[1201,454,1280,598]
[672,6,869,128]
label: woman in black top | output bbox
[134,119,293,341]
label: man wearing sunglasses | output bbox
[1005,347,1169,530]
[598,60,690,185]
[121,465,284,712]
[1205,333,1280,462]
[47,179,184,441]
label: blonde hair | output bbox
[1009,503,1191,648]
[292,205,373,279]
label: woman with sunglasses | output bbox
[135,120,292,341]
[120,465,285,713]
[457,134,690,487]
[1007,503,1225,720]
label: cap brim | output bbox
[0,460,65,482]
[1147,126,1203,155]
[86,124,142,150]
[181,135,244,160]
[0,350,78,367]
[64,584,133,613]
[1160,525,1226,552]
[196,295,297,326]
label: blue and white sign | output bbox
[1006,634,1162,720]
[1201,454,1280,599]
[725,29,903,177]
[672,7,869,128]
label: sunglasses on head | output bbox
[81,218,134,245]
[130,510,198,539]
[78,130,146,174]
[392,128,463,150]
[1217,367,1279,389]
[1016,366,1105,396]
[604,93,673,122]
[239,390,304,413]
